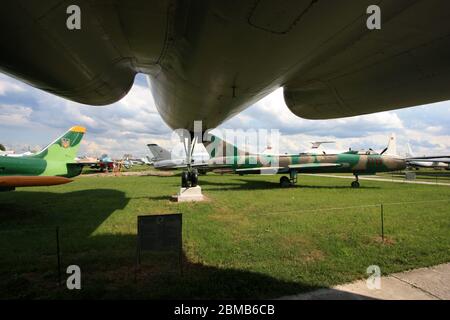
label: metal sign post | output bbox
[56,226,61,286]
[380,204,385,242]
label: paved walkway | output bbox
[302,174,450,186]
[280,263,450,300]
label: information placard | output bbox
[137,214,182,252]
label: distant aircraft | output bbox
[406,143,450,170]
[0,148,34,157]
[147,144,209,171]
[79,154,115,172]
[95,155,115,172]
[201,134,406,188]
[140,157,153,166]
[0,126,86,192]
[0,150,15,156]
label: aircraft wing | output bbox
[288,163,342,169]
[407,156,450,163]
[235,167,283,172]
[235,167,283,174]
[172,163,210,169]
[1,1,450,130]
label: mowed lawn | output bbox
[0,173,449,299]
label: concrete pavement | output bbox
[280,263,450,300]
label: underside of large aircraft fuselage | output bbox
[1,0,450,131]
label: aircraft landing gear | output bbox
[280,176,291,188]
[174,127,204,202]
[181,169,199,188]
[351,174,360,188]
[180,132,200,189]
[280,171,298,188]
[181,171,189,188]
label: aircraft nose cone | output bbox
[382,156,406,171]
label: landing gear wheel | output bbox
[280,176,291,188]
[351,181,360,188]
[190,170,199,187]
[181,171,189,188]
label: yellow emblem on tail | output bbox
[61,138,70,148]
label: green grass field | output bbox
[329,169,450,183]
[379,169,450,182]
[0,172,449,299]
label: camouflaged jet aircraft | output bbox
[201,134,406,188]
[0,126,86,192]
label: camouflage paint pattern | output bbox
[204,135,406,174]
[0,126,86,181]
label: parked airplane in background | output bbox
[0,126,86,191]
[406,143,450,170]
[200,134,406,188]
[147,144,209,171]
[0,150,15,156]
[0,149,34,157]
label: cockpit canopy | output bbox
[343,149,379,155]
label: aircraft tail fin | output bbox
[30,126,86,162]
[406,142,414,158]
[311,141,335,149]
[147,144,171,161]
[203,134,246,158]
[383,133,398,156]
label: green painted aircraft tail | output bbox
[203,133,246,158]
[30,126,86,162]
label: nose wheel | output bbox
[351,174,360,188]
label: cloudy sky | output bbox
[1,72,449,158]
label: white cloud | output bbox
[0,104,33,126]
[0,78,25,95]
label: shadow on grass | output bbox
[0,189,377,299]
[132,195,175,201]
[199,178,380,191]
[0,189,129,227]
[52,241,321,299]
[31,237,376,300]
